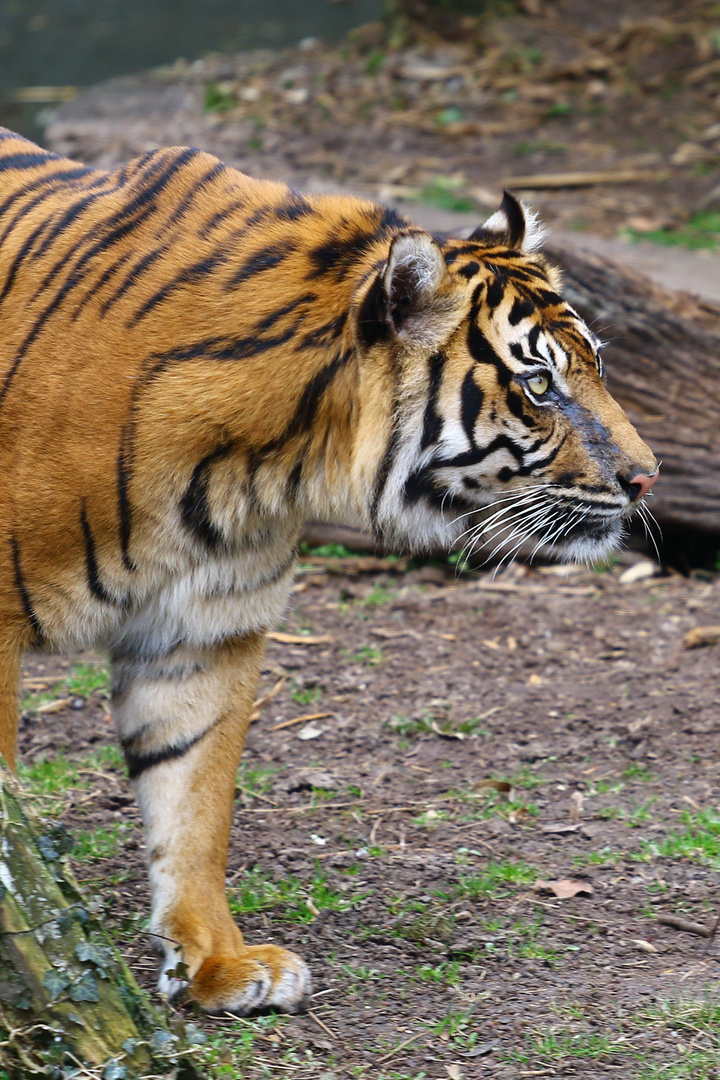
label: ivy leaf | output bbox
[103,1062,127,1080]
[150,1030,177,1053]
[43,969,71,999]
[75,940,112,972]
[70,970,99,1003]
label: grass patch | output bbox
[456,858,538,900]
[626,211,720,252]
[229,865,365,924]
[503,1027,627,1065]
[637,809,720,870]
[19,753,81,795]
[72,822,131,863]
[419,176,476,213]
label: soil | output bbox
[17,555,720,1078]
[44,0,720,242]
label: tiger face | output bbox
[356,193,658,563]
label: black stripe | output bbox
[307,225,386,281]
[10,536,44,643]
[370,412,402,530]
[0,152,201,410]
[117,444,136,573]
[100,246,169,316]
[458,260,480,280]
[468,322,512,386]
[79,503,115,604]
[485,275,506,309]
[509,297,535,325]
[30,190,106,264]
[460,369,484,445]
[198,197,249,238]
[0,150,62,172]
[497,433,565,480]
[0,168,104,250]
[420,351,446,450]
[299,312,348,351]
[224,241,295,291]
[180,444,233,551]
[355,273,389,351]
[162,161,228,231]
[255,293,317,333]
[259,347,352,455]
[73,249,136,319]
[123,722,218,780]
[128,248,229,325]
[275,192,315,221]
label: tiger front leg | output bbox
[111,631,311,1014]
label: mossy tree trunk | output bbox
[0,757,199,1079]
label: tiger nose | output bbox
[626,469,659,502]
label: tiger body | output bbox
[0,128,656,1013]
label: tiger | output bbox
[0,126,657,1015]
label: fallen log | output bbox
[0,757,200,1079]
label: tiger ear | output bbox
[383,231,460,348]
[469,190,545,253]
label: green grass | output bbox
[626,211,720,252]
[503,1027,626,1065]
[65,661,110,697]
[291,684,322,705]
[347,646,384,666]
[229,865,365,924]
[19,752,81,795]
[204,82,236,113]
[419,176,476,213]
[21,660,109,713]
[456,858,538,899]
[636,809,720,870]
[72,822,131,863]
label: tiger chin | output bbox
[0,127,657,1016]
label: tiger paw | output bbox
[169,944,312,1015]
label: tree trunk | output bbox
[0,758,199,1079]
[544,243,720,541]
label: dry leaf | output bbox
[475,779,513,798]
[35,698,72,714]
[534,878,593,898]
[267,632,331,646]
[683,625,720,649]
[618,560,659,585]
[297,722,326,741]
[633,939,657,953]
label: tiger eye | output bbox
[528,373,550,396]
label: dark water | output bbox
[0,0,381,136]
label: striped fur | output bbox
[0,129,656,1013]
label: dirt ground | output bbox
[17,554,720,1078]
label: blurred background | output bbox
[0,0,382,134]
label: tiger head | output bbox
[353,192,658,563]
